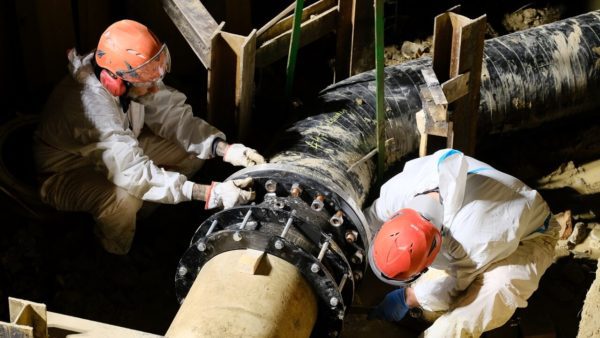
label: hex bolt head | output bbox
[310,263,320,273]
[274,240,284,250]
[178,266,188,276]
[265,179,277,193]
[233,232,242,241]
[330,297,339,307]
[196,241,207,252]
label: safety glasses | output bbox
[117,44,171,84]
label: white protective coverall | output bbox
[34,51,225,254]
[367,149,559,337]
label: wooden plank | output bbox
[335,0,353,81]
[46,311,162,338]
[257,0,336,45]
[256,6,337,67]
[450,14,486,156]
[163,0,219,68]
[207,23,236,135]
[237,30,257,141]
[348,0,374,75]
[9,298,47,338]
[441,72,470,103]
[257,2,295,37]
[0,322,33,338]
[432,12,453,82]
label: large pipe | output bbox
[170,10,600,337]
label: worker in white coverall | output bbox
[34,20,265,255]
[364,149,559,337]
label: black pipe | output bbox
[176,10,600,337]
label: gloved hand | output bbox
[223,143,266,167]
[368,288,409,322]
[205,177,256,209]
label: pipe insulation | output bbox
[173,11,600,337]
[265,9,600,208]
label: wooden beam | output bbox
[47,311,162,337]
[348,0,374,75]
[207,23,236,134]
[335,0,353,81]
[256,6,338,67]
[8,298,47,338]
[449,14,486,156]
[257,0,336,46]
[162,0,219,68]
[441,72,470,103]
[237,30,257,141]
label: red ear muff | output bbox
[100,69,126,97]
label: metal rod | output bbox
[206,219,218,236]
[281,210,297,238]
[240,209,253,229]
[317,237,331,261]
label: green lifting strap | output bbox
[374,0,386,180]
[285,0,305,99]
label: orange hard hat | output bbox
[368,208,442,286]
[95,20,170,83]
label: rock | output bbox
[555,210,574,240]
[568,222,588,246]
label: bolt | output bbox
[330,297,339,307]
[265,179,277,193]
[345,230,358,243]
[290,183,302,197]
[311,194,325,211]
[351,250,364,264]
[205,219,218,237]
[233,232,242,241]
[240,209,253,229]
[274,240,284,250]
[178,266,188,276]
[317,237,331,261]
[329,210,344,227]
[280,210,297,238]
[196,241,207,252]
[311,263,320,273]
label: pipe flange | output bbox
[176,229,347,335]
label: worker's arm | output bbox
[139,84,225,159]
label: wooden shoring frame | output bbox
[416,8,486,157]
[163,0,374,141]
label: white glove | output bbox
[205,177,256,209]
[223,143,266,167]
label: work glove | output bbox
[223,143,266,167]
[205,177,256,209]
[368,288,409,322]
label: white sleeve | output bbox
[79,93,194,204]
[140,84,226,159]
[435,149,468,220]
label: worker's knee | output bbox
[94,190,142,255]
